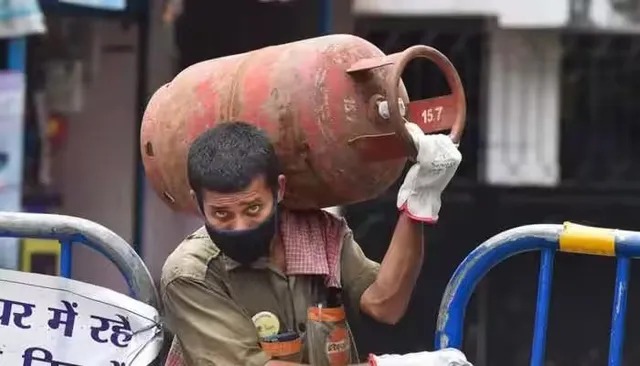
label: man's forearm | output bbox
[360,213,424,324]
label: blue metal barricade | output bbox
[0,211,166,363]
[0,211,159,308]
[435,221,639,366]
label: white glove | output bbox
[396,122,462,223]
[368,348,473,366]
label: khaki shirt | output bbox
[161,221,380,366]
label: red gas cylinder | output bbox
[141,34,466,214]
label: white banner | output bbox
[0,269,163,365]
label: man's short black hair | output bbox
[187,121,280,196]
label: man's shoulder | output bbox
[161,226,223,287]
[286,208,349,229]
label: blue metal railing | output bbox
[0,211,159,308]
[0,211,166,364]
[7,38,26,72]
[435,222,639,366]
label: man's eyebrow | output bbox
[241,198,262,205]
[208,204,229,210]
[207,197,262,209]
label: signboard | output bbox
[0,0,46,38]
[0,71,26,270]
[0,268,163,365]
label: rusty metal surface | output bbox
[141,34,466,214]
[407,95,459,135]
[386,45,467,159]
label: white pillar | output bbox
[484,29,562,187]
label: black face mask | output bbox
[205,205,278,265]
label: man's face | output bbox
[196,175,285,231]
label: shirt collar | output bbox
[223,255,285,277]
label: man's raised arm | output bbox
[359,123,462,324]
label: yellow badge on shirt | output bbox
[252,311,280,338]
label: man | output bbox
[161,121,464,366]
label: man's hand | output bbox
[369,348,473,366]
[396,122,462,223]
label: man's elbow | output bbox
[360,290,408,325]
[369,308,405,325]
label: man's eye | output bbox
[247,205,261,214]
[213,211,228,219]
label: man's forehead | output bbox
[203,176,271,206]
[205,190,262,206]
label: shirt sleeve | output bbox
[339,226,381,312]
[162,276,271,366]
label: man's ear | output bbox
[190,189,205,217]
[276,175,286,203]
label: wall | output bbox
[140,0,201,287]
[55,19,139,294]
[50,1,199,295]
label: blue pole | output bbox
[608,257,630,366]
[132,0,150,258]
[4,37,27,271]
[320,0,332,35]
[59,240,73,278]
[530,249,555,366]
[7,38,27,72]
